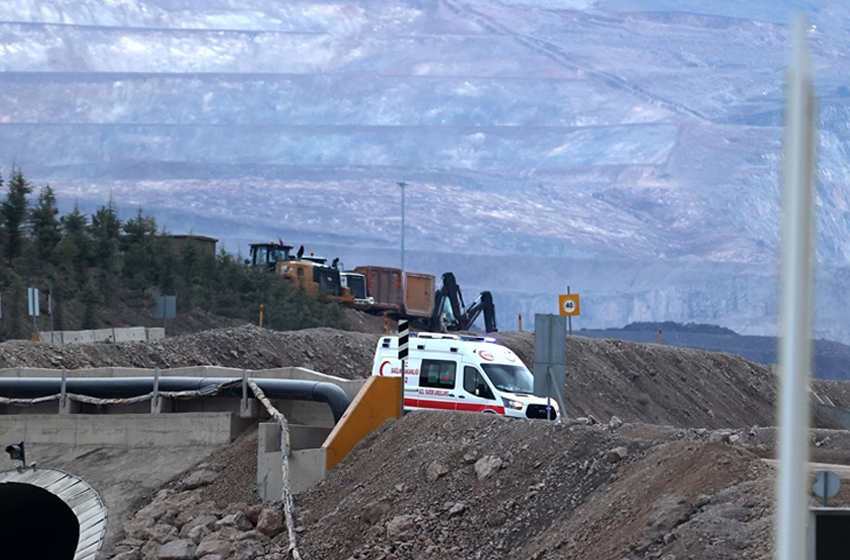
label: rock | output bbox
[447,502,466,518]
[644,495,694,536]
[179,514,218,539]
[474,456,503,480]
[710,430,732,443]
[245,504,264,524]
[137,501,168,522]
[425,460,449,481]
[606,447,628,463]
[462,453,478,464]
[185,524,210,544]
[362,501,392,525]
[257,507,286,537]
[486,512,507,527]
[196,538,231,558]
[215,511,253,531]
[156,539,197,560]
[386,514,417,541]
[234,529,270,542]
[141,539,160,560]
[230,538,265,560]
[175,502,217,528]
[608,416,623,430]
[149,523,178,544]
[117,538,146,550]
[125,517,155,540]
[168,490,203,512]
[222,502,249,517]
[113,550,142,560]
[160,511,178,527]
[180,469,218,490]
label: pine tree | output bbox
[121,207,158,294]
[28,184,61,263]
[56,202,92,290]
[90,196,122,270]
[1,167,32,266]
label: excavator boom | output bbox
[431,272,497,333]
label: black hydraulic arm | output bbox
[464,291,498,333]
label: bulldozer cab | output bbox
[249,242,294,272]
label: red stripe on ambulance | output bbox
[404,398,505,415]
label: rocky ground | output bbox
[2,316,849,560]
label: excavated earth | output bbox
[3,319,850,560]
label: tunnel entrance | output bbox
[0,481,79,559]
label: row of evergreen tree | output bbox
[0,167,348,340]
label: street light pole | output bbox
[398,181,407,274]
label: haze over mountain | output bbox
[1,0,850,341]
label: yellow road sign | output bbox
[559,294,580,316]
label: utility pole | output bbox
[397,181,407,274]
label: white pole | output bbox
[398,181,406,274]
[398,181,407,307]
[776,14,818,560]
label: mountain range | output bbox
[1,0,850,341]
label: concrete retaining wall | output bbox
[257,423,329,499]
[38,326,165,345]
[0,413,238,447]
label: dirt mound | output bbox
[496,332,778,430]
[0,325,382,379]
[295,411,776,560]
[1,326,844,429]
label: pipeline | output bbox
[0,376,350,423]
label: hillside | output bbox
[4,1,850,343]
[5,325,850,559]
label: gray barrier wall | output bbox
[0,412,238,447]
[39,327,165,345]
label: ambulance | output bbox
[372,333,559,420]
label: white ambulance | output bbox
[372,333,559,420]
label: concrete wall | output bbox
[323,375,402,470]
[0,413,238,447]
[257,423,328,499]
[257,422,283,501]
[38,327,165,345]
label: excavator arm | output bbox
[464,291,497,333]
[430,272,498,333]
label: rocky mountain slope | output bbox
[4,0,850,342]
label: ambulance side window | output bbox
[420,359,456,389]
[463,366,495,400]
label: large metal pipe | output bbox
[0,377,350,423]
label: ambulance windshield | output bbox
[480,364,534,394]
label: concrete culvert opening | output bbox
[0,481,79,559]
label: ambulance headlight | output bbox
[501,397,524,410]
